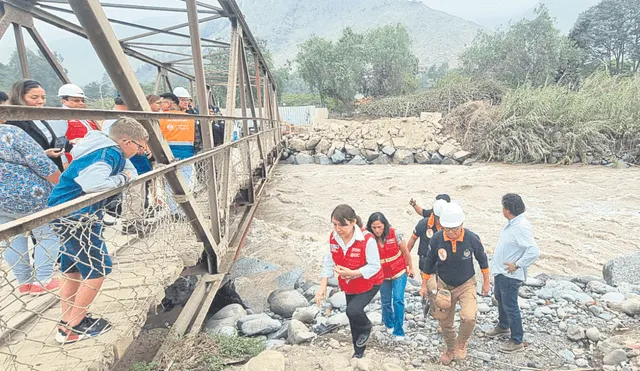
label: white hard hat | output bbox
[57,84,86,98]
[173,87,191,98]
[439,203,465,228]
[432,199,448,217]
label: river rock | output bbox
[244,350,285,371]
[603,349,628,365]
[566,325,586,341]
[348,155,368,165]
[621,299,640,316]
[344,144,361,157]
[241,317,282,336]
[362,140,378,151]
[287,319,316,345]
[329,292,347,309]
[331,150,346,164]
[294,153,314,165]
[429,152,443,164]
[238,313,271,327]
[414,152,430,164]
[586,327,600,342]
[478,303,491,313]
[392,149,414,165]
[326,312,349,326]
[382,146,396,156]
[362,149,380,161]
[438,142,456,157]
[367,312,382,325]
[292,305,319,324]
[586,281,617,295]
[269,290,310,318]
[601,292,626,303]
[212,303,247,320]
[603,253,640,286]
[314,154,332,165]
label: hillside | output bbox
[204,0,484,68]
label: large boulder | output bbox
[305,137,321,150]
[348,156,368,165]
[453,151,471,162]
[269,290,310,318]
[429,153,443,164]
[331,150,346,164]
[441,157,458,165]
[371,155,391,165]
[241,316,282,336]
[392,149,414,165]
[203,304,248,337]
[289,138,306,153]
[292,305,319,324]
[424,141,440,154]
[315,138,332,154]
[381,146,396,156]
[314,154,332,165]
[603,253,640,286]
[344,144,361,157]
[438,142,457,157]
[621,299,640,316]
[362,140,378,151]
[362,149,380,161]
[328,292,347,309]
[414,152,430,164]
[294,153,314,165]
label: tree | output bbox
[461,5,580,87]
[570,0,640,74]
[296,25,419,106]
[0,50,68,106]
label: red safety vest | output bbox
[64,119,99,163]
[330,231,384,295]
[377,228,407,280]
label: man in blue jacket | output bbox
[49,117,148,344]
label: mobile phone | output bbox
[54,136,68,151]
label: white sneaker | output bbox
[386,327,394,334]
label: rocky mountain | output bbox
[203,0,484,68]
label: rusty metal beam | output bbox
[26,26,70,83]
[240,43,259,132]
[119,14,223,43]
[13,23,29,78]
[187,0,222,250]
[67,0,220,271]
[128,45,194,58]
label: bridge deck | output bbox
[0,226,202,371]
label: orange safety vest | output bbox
[330,231,384,295]
[377,228,407,280]
[158,110,196,159]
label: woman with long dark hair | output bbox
[5,79,65,171]
[367,212,414,340]
[315,204,383,359]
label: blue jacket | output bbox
[48,131,137,216]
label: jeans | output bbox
[346,285,380,356]
[0,212,59,285]
[494,274,524,344]
[165,164,195,215]
[380,273,407,336]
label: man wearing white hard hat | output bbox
[172,87,191,113]
[49,84,100,165]
[420,202,490,365]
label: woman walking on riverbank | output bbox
[315,204,384,359]
[367,212,414,341]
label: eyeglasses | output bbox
[128,140,145,151]
[443,226,462,232]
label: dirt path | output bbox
[233,163,640,311]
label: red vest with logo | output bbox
[64,119,99,163]
[330,231,384,295]
[377,228,407,280]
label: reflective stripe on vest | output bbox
[377,228,407,280]
[330,230,384,295]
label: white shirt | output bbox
[320,227,381,279]
[490,214,541,281]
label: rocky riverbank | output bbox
[205,253,640,371]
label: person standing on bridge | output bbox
[485,193,540,354]
[158,92,197,220]
[315,204,383,359]
[50,117,147,344]
[420,203,490,365]
[366,212,414,341]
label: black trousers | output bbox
[345,285,380,355]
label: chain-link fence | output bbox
[0,125,280,371]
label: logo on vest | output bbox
[166,124,174,130]
[463,249,471,259]
[330,244,340,252]
[438,248,447,261]
[386,238,396,244]
[426,229,434,238]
